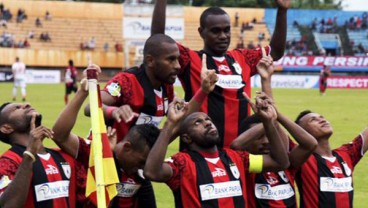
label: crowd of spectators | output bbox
[0,32,30,48]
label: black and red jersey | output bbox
[177,43,270,148]
[247,169,297,208]
[0,145,76,208]
[77,138,156,208]
[296,135,364,208]
[103,65,174,142]
[65,66,77,85]
[166,148,250,208]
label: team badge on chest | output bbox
[230,163,240,179]
[61,162,71,179]
[232,62,242,75]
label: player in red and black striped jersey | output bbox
[0,102,77,208]
[84,34,179,143]
[295,110,368,208]
[52,65,161,208]
[144,94,289,208]
[230,53,317,208]
[151,0,289,148]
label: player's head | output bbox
[69,59,74,66]
[0,103,39,144]
[240,114,270,154]
[143,34,180,85]
[198,7,231,56]
[114,124,160,175]
[15,57,19,62]
[179,112,220,150]
[295,110,333,140]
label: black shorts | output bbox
[66,84,77,94]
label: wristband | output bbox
[106,107,117,119]
[23,151,36,162]
[193,88,207,104]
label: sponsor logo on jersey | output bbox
[45,165,59,175]
[212,168,226,177]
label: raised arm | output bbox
[230,124,264,151]
[278,112,317,169]
[144,99,187,182]
[53,65,100,158]
[151,0,167,35]
[269,0,290,60]
[361,128,368,153]
[249,93,289,172]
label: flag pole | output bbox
[87,69,106,208]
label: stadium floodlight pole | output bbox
[87,69,107,208]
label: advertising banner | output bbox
[123,17,184,40]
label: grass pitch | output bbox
[0,83,367,207]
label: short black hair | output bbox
[239,114,261,133]
[143,34,176,58]
[0,102,11,144]
[295,110,313,124]
[125,124,160,151]
[69,59,74,66]
[200,7,228,28]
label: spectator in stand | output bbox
[87,37,95,50]
[319,65,331,96]
[16,8,27,23]
[28,31,34,39]
[247,41,255,49]
[252,17,257,24]
[103,42,109,52]
[257,32,265,41]
[115,42,123,52]
[234,12,239,27]
[23,38,30,48]
[236,39,244,49]
[45,10,52,21]
[35,17,42,27]
[40,32,51,42]
[0,19,7,29]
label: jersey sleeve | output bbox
[335,134,364,167]
[177,42,192,76]
[165,153,186,191]
[0,157,19,195]
[236,45,271,76]
[76,137,91,168]
[103,72,133,106]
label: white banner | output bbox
[26,70,60,84]
[123,17,184,40]
[251,75,319,89]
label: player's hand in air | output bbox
[243,91,277,121]
[275,0,291,9]
[27,113,54,155]
[80,64,102,91]
[256,47,274,80]
[201,54,218,94]
[167,98,188,124]
[111,104,139,123]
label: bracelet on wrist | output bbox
[23,151,36,162]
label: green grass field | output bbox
[0,83,367,207]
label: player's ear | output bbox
[145,54,155,68]
[0,124,14,135]
[180,134,192,145]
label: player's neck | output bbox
[145,67,161,90]
[203,48,225,57]
[315,139,333,157]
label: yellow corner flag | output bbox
[86,69,119,207]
